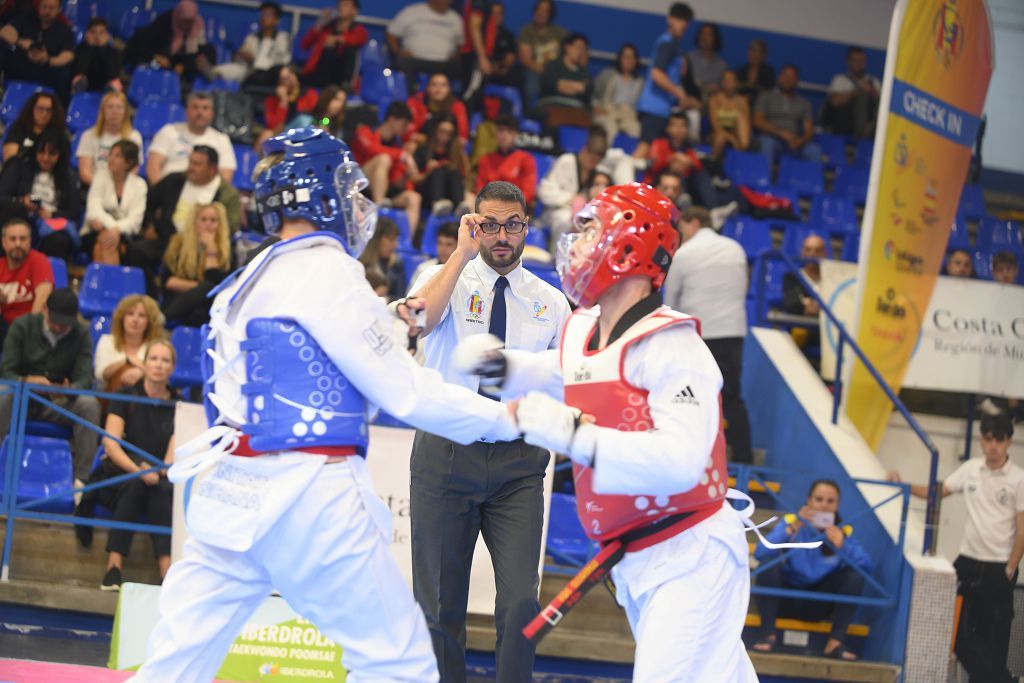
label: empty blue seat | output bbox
[721,216,772,262]
[520,119,543,135]
[559,126,588,154]
[750,259,787,308]
[973,250,992,280]
[134,100,185,139]
[204,16,228,47]
[78,263,146,319]
[524,227,548,250]
[853,139,874,167]
[531,152,556,183]
[724,150,771,189]
[482,83,523,119]
[815,133,847,169]
[948,214,971,252]
[192,76,240,92]
[232,144,259,193]
[524,264,562,292]
[782,224,833,259]
[361,68,407,108]
[420,214,458,258]
[612,132,639,155]
[90,315,111,351]
[0,81,54,125]
[833,165,870,206]
[360,39,388,70]
[127,66,181,105]
[958,183,986,222]
[977,216,1023,255]
[0,435,75,513]
[777,158,824,199]
[546,492,595,566]
[66,91,103,133]
[48,256,68,289]
[378,207,413,250]
[840,232,861,262]
[810,194,858,237]
[169,326,203,388]
[118,5,155,40]
[399,248,428,293]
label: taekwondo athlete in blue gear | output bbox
[128,127,520,683]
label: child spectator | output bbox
[75,91,144,187]
[2,91,67,162]
[161,202,235,327]
[992,251,1020,285]
[93,294,166,392]
[406,73,469,144]
[409,220,458,288]
[72,17,122,93]
[83,140,148,265]
[412,116,471,216]
[593,43,643,141]
[943,249,974,278]
[475,115,537,208]
[299,0,367,90]
[358,217,405,302]
[644,112,718,208]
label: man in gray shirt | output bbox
[753,64,821,167]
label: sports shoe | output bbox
[100,567,122,592]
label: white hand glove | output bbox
[453,333,507,392]
[516,391,596,466]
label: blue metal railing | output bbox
[1,380,176,581]
[751,250,942,555]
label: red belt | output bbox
[230,435,358,458]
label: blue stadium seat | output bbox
[612,132,639,155]
[205,16,228,48]
[118,5,155,40]
[232,144,258,193]
[78,264,146,319]
[809,194,858,237]
[192,76,240,92]
[63,0,101,29]
[559,126,588,154]
[90,315,111,352]
[750,258,786,308]
[948,214,971,252]
[972,250,992,280]
[399,248,428,292]
[24,420,73,440]
[420,214,458,257]
[135,101,185,139]
[482,84,523,119]
[66,91,103,133]
[833,165,870,206]
[840,232,860,262]
[782,224,833,259]
[530,152,556,184]
[724,150,771,189]
[853,139,874,167]
[958,183,985,222]
[815,133,847,169]
[524,226,548,250]
[777,158,824,199]
[0,81,54,125]
[977,216,1023,255]
[721,216,772,262]
[524,263,562,291]
[169,326,203,388]
[360,39,388,69]
[48,257,68,289]
[379,207,413,250]
[361,68,407,108]
[519,119,543,135]
[546,492,595,566]
[127,66,181,105]
[0,435,75,513]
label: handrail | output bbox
[752,249,942,555]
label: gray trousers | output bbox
[0,390,101,481]
[410,430,549,683]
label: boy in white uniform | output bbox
[128,127,518,683]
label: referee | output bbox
[406,181,570,683]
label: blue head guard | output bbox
[254,126,378,257]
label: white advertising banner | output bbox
[819,259,1024,398]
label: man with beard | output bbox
[0,218,54,344]
[402,180,570,682]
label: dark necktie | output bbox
[488,276,509,342]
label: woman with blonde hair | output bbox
[94,293,167,389]
[161,202,235,326]
[75,91,144,187]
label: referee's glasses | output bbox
[477,219,528,235]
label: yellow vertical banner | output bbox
[845,0,994,449]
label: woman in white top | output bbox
[93,294,166,391]
[593,44,643,141]
[75,91,144,187]
[83,140,149,265]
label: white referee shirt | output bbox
[945,456,1024,563]
[410,256,571,396]
[663,227,748,339]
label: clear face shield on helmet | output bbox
[334,159,378,258]
[555,200,624,306]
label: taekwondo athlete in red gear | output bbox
[127,127,519,683]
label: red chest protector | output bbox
[560,306,729,549]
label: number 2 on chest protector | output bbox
[195,462,272,511]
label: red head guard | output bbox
[556,183,679,308]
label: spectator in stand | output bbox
[752,479,874,661]
[944,249,974,278]
[517,0,567,109]
[992,251,1020,285]
[593,43,643,141]
[644,112,718,208]
[475,115,537,209]
[460,0,518,106]
[72,17,122,93]
[655,170,687,211]
[0,0,74,102]
[412,116,472,216]
[216,1,291,89]
[299,0,367,91]
[889,412,1022,683]
[129,146,240,296]
[737,38,775,104]
[409,220,459,288]
[824,47,880,140]
[0,129,80,261]
[636,3,697,147]
[569,168,612,216]
[262,65,319,137]
[387,0,464,94]
[146,91,236,185]
[664,205,752,463]
[311,86,347,138]
[351,101,423,238]
[708,70,751,159]
[1,91,67,162]
[88,340,179,591]
[407,73,470,145]
[754,64,821,166]
[0,288,100,484]
[0,218,54,344]
[534,32,592,126]
[358,217,405,302]
[75,91,144,187]
[161,202,235,327]
[365,270,390,299]
[122,0,215,85]
[688,22,728,98]
[538,125,608,245]
[783,233,825,349]
[83,140,147,265]
[93,293,165,392]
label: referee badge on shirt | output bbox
[532,301,550,323]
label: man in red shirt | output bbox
[299,0,369,90]
[351,101,423,235]
[476,115,537,209]
[0,218,54,343]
